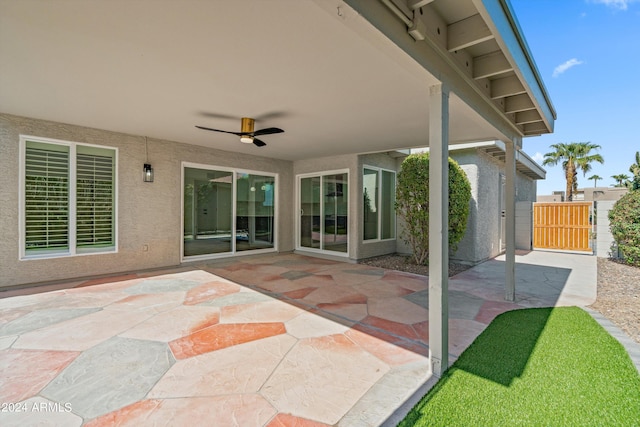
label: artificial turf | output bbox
[399,307,640,426]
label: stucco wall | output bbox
[596,200,617,258]
[516,201,533,250]
[0,114,293,287]
[452,150,501,264]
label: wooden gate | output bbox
[533,202,593,252]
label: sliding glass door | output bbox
[298,171,348,255]
[183,164,276,259]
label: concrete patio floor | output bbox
[0,251,597,426]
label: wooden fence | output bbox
[533,202,592,252]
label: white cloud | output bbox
[590,0,639,10]
[531,152,545,163]
[553,58,584,77]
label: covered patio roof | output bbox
[0,0,556,379]
[0,0,554,160]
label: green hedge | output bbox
[396,153,471,265]
[609,189,640,266]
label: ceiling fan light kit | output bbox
[195,116,284,148]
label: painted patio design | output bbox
[0,252,593,426]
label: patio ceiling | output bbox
[0,0,554,161]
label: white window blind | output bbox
[24,143,70,254]
[76,148,115,249]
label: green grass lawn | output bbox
[399,307,640,426]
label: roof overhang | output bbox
[418,140,546,180]
[452,140,546,179]
[355,0,555,139]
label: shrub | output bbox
[609,190,640,266]
[396,152,471,265]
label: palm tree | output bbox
[611,174,630,187]
[630,151,640,190]
[542,142,604,201]
[630,151,640,177]
[588,174,602,188]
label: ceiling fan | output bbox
[196,117,284,147]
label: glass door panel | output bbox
[236,172,275,252]
[323,173,348,253]
[363,168,379,240]
[300,176,321,249]
[184,168,233,256]
[381,170,396,239]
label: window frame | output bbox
[362,165,396,242]
[19,135,118,260]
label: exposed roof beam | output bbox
[447,14,494,52]
[523,122,548,134]
[515,110,541,125]
[473,51,512,79]
[504,93,535,113]
[491,75,525,99]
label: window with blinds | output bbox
[22,138,116,258]
[24,142,70,254]
[76,146,115,250]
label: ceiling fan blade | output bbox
[195,125,240,136]
[254,111,290,121]
[197,111,239,120]
[252,138,267,147]
[253,127,284,136]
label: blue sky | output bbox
[510,0,640,195]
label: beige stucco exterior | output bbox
[1,114,295,287]
[1,114,414,288]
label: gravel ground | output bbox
[359,254,471,278]
[590,258,640,344]
[360,254,639,344]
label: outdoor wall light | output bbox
[143,163,154,182]
[143,136,154,182]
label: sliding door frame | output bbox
[181,161,278,262]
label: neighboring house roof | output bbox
[540,187,629,202]
[0,0,554,160]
